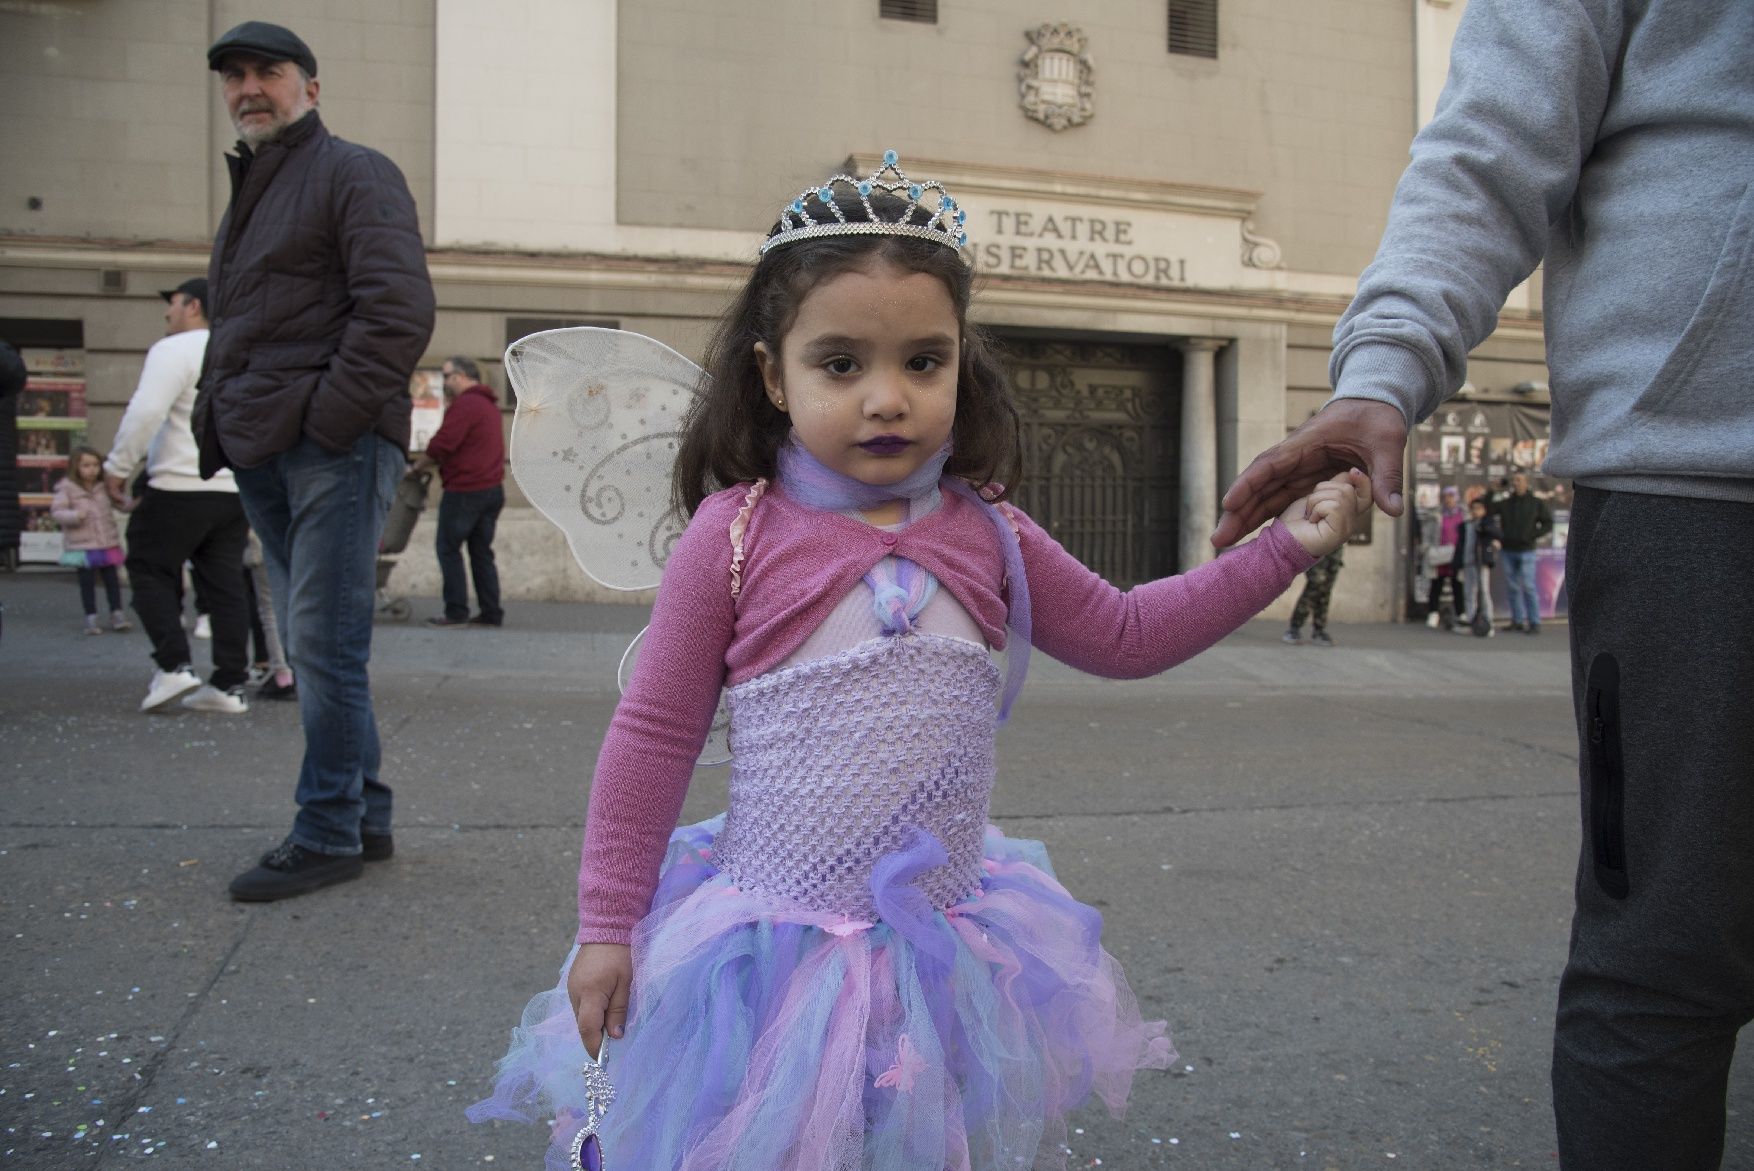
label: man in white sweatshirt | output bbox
[105,278,251,714]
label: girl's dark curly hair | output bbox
[673,189,1021,516]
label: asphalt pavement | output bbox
[2,566,1748,1170]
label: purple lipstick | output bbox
[859,435,911,455]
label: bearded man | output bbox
[193,21,436,902]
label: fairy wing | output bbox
[505,327,699,592]
[503,327,731,765]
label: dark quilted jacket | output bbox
[195,111,434,474]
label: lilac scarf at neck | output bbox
[776,437,1032,720]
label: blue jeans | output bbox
[234,434,401,855]
[1502,549,1540,626]
[436,484,504,622]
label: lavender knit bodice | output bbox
[712,632,1001,918]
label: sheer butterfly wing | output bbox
[504,327,730,765]
[505,327,698,592]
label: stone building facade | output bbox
[0,0,1546,618]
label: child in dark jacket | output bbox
[51,446,131,634]
[1455,497,1501,637]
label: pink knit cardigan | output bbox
[575,481,1315,944]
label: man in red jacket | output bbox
[415,356,506,628]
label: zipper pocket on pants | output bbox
[1585,653,1630,899]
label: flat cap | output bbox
[207,21,317,78]
[160,278,208,307]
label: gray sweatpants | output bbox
[1553,487,1754,1169]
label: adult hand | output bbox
[567,942,632,1060]
[1212,398,1409,549]
[103,473,129,508]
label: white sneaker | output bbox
[141,667,203,712]
[180,684,249,714]
[193,613,212,640]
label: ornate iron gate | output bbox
[1001,339,1180,587]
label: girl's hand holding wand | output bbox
[568,943,632,1059]
[1277,468,1373,557]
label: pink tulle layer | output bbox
[469,818,1174,1171]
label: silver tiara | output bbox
[761,150,970,258]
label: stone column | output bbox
[1178,338,1225,572]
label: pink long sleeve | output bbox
[1017,510,1316,678]
[575,491,742,944]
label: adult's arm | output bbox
[420,392,470,466]
[574,492,740,945]
[1021,506,1316,679]
[302,152,437,454]
[104,339,190,483]
[1214,0,1625,547]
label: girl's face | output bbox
[754,259,959,492]
[74,453,102,485]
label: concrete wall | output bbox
[433,0,617,251]
[617,0,1416,278]
[0,1,436,245]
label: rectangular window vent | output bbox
[1168,0,1218,59]
[881,0,937,24]
[503,318,618,404]
[505,317,618,347]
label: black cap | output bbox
[207,21,318,78]
[160,278,209,309]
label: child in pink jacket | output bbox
[51,446,131,634]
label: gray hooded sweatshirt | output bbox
[1330,0,1753,503]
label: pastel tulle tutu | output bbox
[468,818,1174,1170]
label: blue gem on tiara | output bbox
[762,151,971,261]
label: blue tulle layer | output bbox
[469,817,1173,1170]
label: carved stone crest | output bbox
[1019,23,1093,131]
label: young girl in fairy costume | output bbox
[470,154,1370,1170]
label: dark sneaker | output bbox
[1281,628,1302,645]
[1507,622,1525,633]
[229,839,365,902]
[426,615,471,628]
[1526,624,1541,636]
[1310,630,1334,647]
[258,675,297,701]
[362,831,394,862]
[467,614,503,628]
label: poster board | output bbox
[1412,400,1569,620]
[17,349,88,564]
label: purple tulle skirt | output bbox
[468,817,1174,1170]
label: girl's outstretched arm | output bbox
[1018,474,1366,678]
